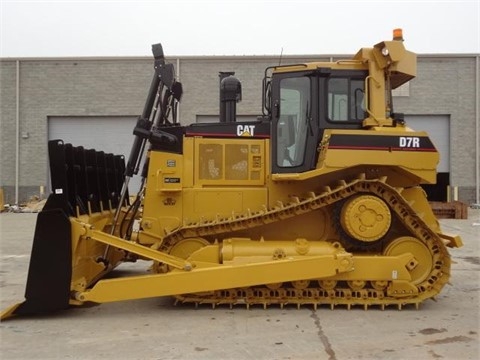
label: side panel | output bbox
[194,138,266,186]
[140,137,269,239]
[182,187,268,223]
[141,151,185,243]
[320,129,439,184]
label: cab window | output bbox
[328,78,365,122]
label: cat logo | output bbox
[237,124,255,137]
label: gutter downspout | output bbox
[476,55,479,205]
[176,57,181,122]
[15,60,20,206]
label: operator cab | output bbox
[267,68,368,174]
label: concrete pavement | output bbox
[0,211,479,359]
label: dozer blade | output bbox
[2,208,72,319]
[1,139,131,321]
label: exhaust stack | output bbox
[219,72,242,123]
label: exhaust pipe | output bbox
[219,72,242,123]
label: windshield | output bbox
[277,77,310,167]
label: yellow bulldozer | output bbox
[1,29,463,319]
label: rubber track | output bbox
[159,175,451,310]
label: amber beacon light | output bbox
[393,28,404,41]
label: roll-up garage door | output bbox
[47,116,140,193]
[405,115,450,201]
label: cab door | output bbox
[271,72,319,174]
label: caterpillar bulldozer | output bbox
[1,29,463,320]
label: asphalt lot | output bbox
[0,210,479,360]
